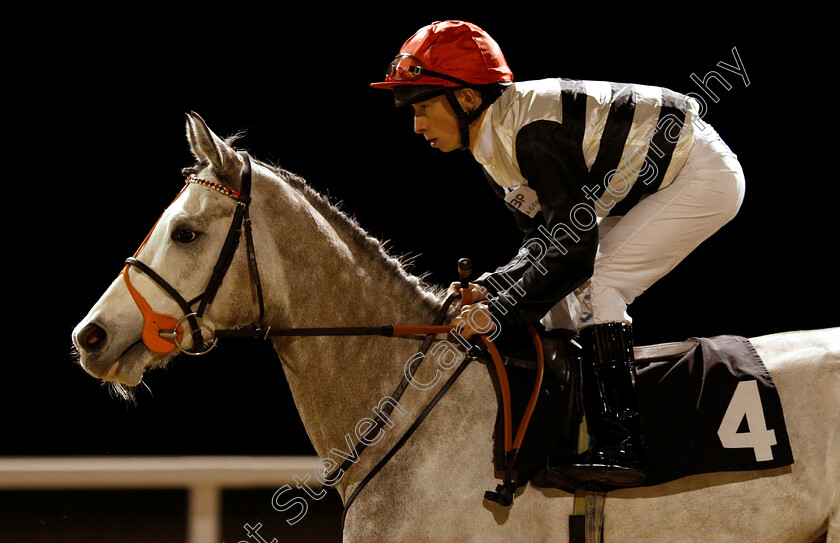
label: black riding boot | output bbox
[549,322,647,489]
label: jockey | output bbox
[371,20,745,489]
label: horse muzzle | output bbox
[73,318,149,384]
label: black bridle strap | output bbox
[195,200,247,318]
[214,323,460,341]
[341,349,474,530]
[124,258,193,316]
[124,256,204,348]
[215,325,445,339]
[196,151,254,319]
[243,210,265,324]
[318,293,457,483]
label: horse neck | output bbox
[258,168,442,328]
[257,170,447,481]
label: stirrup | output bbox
[552,462,647,488]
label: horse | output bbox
[72,112,839,543]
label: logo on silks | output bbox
[504,185,542,218]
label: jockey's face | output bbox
[412,94,462,152]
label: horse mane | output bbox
[261,159,446,308]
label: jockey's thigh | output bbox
[575,125,746,328]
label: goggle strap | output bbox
[389,54,472,87]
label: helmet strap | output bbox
[443,88,492,151]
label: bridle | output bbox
[120,150,545,523]
[122,149,264,356]
[122,150,456,353]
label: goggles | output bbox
[386,54,471,86]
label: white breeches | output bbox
[543,124,746,332]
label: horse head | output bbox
[72,112,267,390]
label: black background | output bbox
[6,9,835,461]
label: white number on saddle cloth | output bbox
[717,379,778,462]
[504,185,542,218]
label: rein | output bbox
[121,152,544,522]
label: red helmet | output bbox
[371,20,513,105]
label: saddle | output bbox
[485,327,795,496]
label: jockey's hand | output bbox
[447,281,488,304]
[450,302,496,340]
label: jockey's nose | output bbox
[77,322,107,353]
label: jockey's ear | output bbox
[455,88,484,114]
[185,111,242,183]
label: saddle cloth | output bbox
[494,332,795,489]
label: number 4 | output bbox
[717,379,777,462]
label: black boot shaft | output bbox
[581,322,635,370]
[548,322,648,489]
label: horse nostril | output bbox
[80,323,107,352]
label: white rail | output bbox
[0,456,321,543]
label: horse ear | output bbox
[185,111,241,177]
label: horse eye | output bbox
[172,227,198,244]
